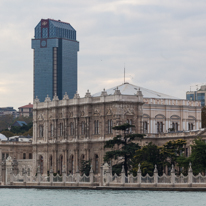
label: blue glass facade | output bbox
[186,94,195,101]
[197,93,205,107]
[32,19,79,102]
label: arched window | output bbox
[188,123,193,130]
[39,155,43,174]
[39,125,44,137]
[143,121,148,133]
[59,155,63,175]
[60,123,63,136]
[175,123,178,131]
[50,155,52,168]
[70,122,74,135]
[50,124,53,137]
[94,120,99,134]
[108,119,113,134]
[157,122,160,133]
[70,155,74,174]
[160,122,163,132]
[81,121,85,135]
[172,122,175,130]
[95,154,99,174]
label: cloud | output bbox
[0,0,206,108]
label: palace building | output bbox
[31,82,202,175]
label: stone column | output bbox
[150,119,153,133]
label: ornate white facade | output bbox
[31,83,201,175]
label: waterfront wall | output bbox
[3,163,206,188]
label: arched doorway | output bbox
[59,155,63,175]
[39,155,43,174]
[49,155,52,170]
[70,155,74,174]
[95,154,99,174]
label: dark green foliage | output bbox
[0,122,33,137]
[176,155,190,175]
[80,159,91,176]
[104,123,145,176]
[160,139,187,167]
[131,140,187,176]
[0,115,33,132]
[189,138,206,175]
[202,106,206,128]
[131,142,164,176]
[112,163,122,175]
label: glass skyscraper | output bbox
[186,85,206,107]
[32,19,79,102]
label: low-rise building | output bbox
[18,103,33,117]
[0,107,18,118]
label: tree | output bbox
[131,142,164,176]
[80,159,91,176]
[160,139,186,168]
[104,123,145,176]
[202,106,206,128]
[0,122,33,136]
[189,138,206,175]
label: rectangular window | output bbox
[29,153,32,159]
[23,153,26,159]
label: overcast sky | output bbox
[0,0,206,109]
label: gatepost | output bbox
[50,168,53,185]
[23,168,27,185]
[62,165,66,185]
[154,165,158,185]
[90,166,94,184]
[137,163,141,186]
[188,162,193,186]
[171,164,175,185]
[121,165,125,185]
[37,166,41,185]
[76,169,80,185]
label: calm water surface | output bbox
[0,189,206,206]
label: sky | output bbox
[0,0,206,109]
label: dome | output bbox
[92,82,179,99]
[0,133,7,140]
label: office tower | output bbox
[186,85,206,107]
[32,19,79,102]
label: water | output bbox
[0,189,206,206]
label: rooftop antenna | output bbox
[124,63,125,83]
